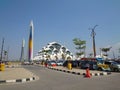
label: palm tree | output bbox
[101,47,112,56]
[73,38,86,58]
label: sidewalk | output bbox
[46,66,112,76]
[0,66,38,84]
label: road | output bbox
[0,65,120,90]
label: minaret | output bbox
[20,39,25,62]
[28,21,34,62]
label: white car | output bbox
[22,61,34,65]
[56,60,64,66]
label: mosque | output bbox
[24,21,74,61]
[33,42,74,61]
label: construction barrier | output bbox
[85,68,91,78]
[0,63,5,71]
[41,61,45,65]
[67,62,72,70]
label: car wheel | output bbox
[98,67,102,71]
[114,68,118,72]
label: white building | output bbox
[33,42,74,61]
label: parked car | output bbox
[104,60,120,72]
[47,60,57,66]
[115,60,120,64]
[80,58,110,71]
[63,60,80,68]
[22,61,34,65]
[56,60,64,66]
[79,60,97,70]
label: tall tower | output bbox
[28,21,34,62]
[20,39,25,61]
[0,38,4,61]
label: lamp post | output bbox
[90,25,98,57]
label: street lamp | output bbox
[90,25,98,57]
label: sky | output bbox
[0,0,120,60]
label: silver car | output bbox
[105,61,120,72]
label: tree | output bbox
[101,47,112,56]
[73,38,86,58]
[89,53,93,57]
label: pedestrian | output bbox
[86,63,90,69]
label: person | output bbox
[85,63,91,78]
[86,63,90,69]
[45,60,48,67]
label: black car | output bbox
[115,60,120,64]
[63,60,80,68]
[79,60,97,70]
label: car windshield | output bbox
[97,60,104,64]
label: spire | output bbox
[30,20,34,29]
[28,20,34,62]
[20,39,25,61]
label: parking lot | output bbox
[1,65,120,90]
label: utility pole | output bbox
[0,38,5,62]
[7,46,9,61]
[118,48,120,59]
[90,25,98,57]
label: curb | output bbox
[0,67,39,84]
[5,64,22,68]
[0,77,36,84]
[47,67,111,76]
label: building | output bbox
[33,42,74,61]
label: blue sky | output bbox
[0,0,120,60]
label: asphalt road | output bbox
[0,65,120,90]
